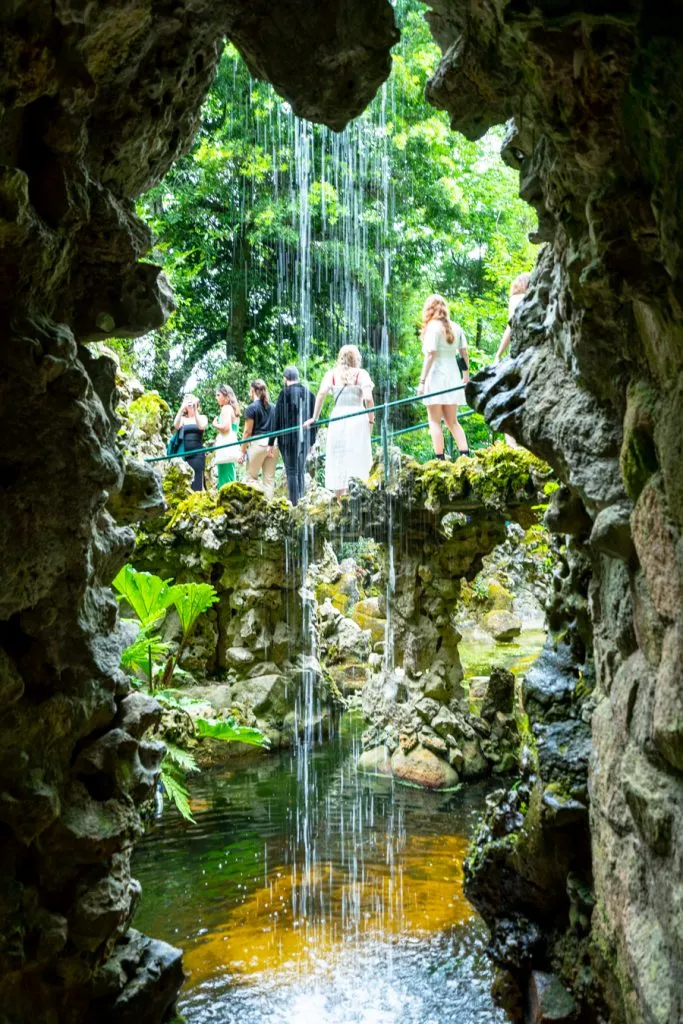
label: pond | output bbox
[133,715,507,1024]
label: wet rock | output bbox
[390,745,459,789]
[589,501,634,562]
[357,745,392,776]
[484,610,523,643]
[534,720,592,801]
[528,971,577,1023]
[652,624,683,771]
[94,928,184,1023]
[488,915,543,970]
[522,645,578,723]
[481,666,515,720]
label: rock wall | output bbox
[424,3,683,1022]
[0,2,397,1019]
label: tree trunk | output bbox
[229,228,250,362]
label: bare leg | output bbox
[442,405,469,454]
[427,404,445,455]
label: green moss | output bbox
[162,463,193,507]
[129,391,171,437]
[620,380,659,501]
[316,581,352,615]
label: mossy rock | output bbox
[486,581,514,611]
[316,580,352,615]
[128,390,171,438]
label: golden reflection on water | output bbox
[183,831,473,985]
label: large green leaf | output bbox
[195,717,269,748]
[113,565,174,627]
[120,625,171,675]
[169,582,219,637]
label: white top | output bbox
[422,320,467,407]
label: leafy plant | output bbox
[115,566,268,821]
[113,565,219,692]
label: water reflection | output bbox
[133,717,505,1023]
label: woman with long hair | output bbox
[173,393,208,490]
[240,379,278,499]
[213,384,241,488]
[306,344,375,495]
[417,294,469,460]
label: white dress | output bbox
[422,320,467,407]
[324,368,374,491]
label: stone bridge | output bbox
[131,447,549,773]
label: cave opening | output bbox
[1,2,682,1024]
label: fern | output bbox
[163,742,199,773]
[160,762,195,823]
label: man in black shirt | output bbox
[267,365,316,505]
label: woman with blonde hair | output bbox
[239,379,279,499]
[213,385,241,488]
[417,294,469,460]
[173,393,208,490]
[306,344,375,495]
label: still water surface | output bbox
[133,716,506,1024]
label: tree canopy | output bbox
[115,0,535,442]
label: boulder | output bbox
[390,745,459,789]
[230,674,290,720]
[357,745,392,776]
[484,610,523,642]
[481,666,515,720]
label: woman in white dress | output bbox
[416,294,470,460]
[306,345,375,495]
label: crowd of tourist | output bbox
[168,281,529,504]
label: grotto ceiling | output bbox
[0,1,681,1023]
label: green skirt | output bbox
[217,462,236,487]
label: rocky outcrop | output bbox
[0,2,397,1018]
[426,3,683,1021]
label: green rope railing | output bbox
[145,383,469,464]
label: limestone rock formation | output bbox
[426,2,683,1020]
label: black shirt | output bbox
[245,399,274,438]
[268,383,316,451]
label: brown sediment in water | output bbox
[183,831,473,984]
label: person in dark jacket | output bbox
[267,365,316,505]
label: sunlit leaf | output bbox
[169,582,219,636]
[113,564,174,627]
[195,718,269,748]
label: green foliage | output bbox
[124,0,535,415]
[195,718,269,747]
[169,582,219,635]
[115,566,269,822]
[120,625,171,676]
[114,564,218,691]
[160,761,195,823]
[113,564,173,627]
